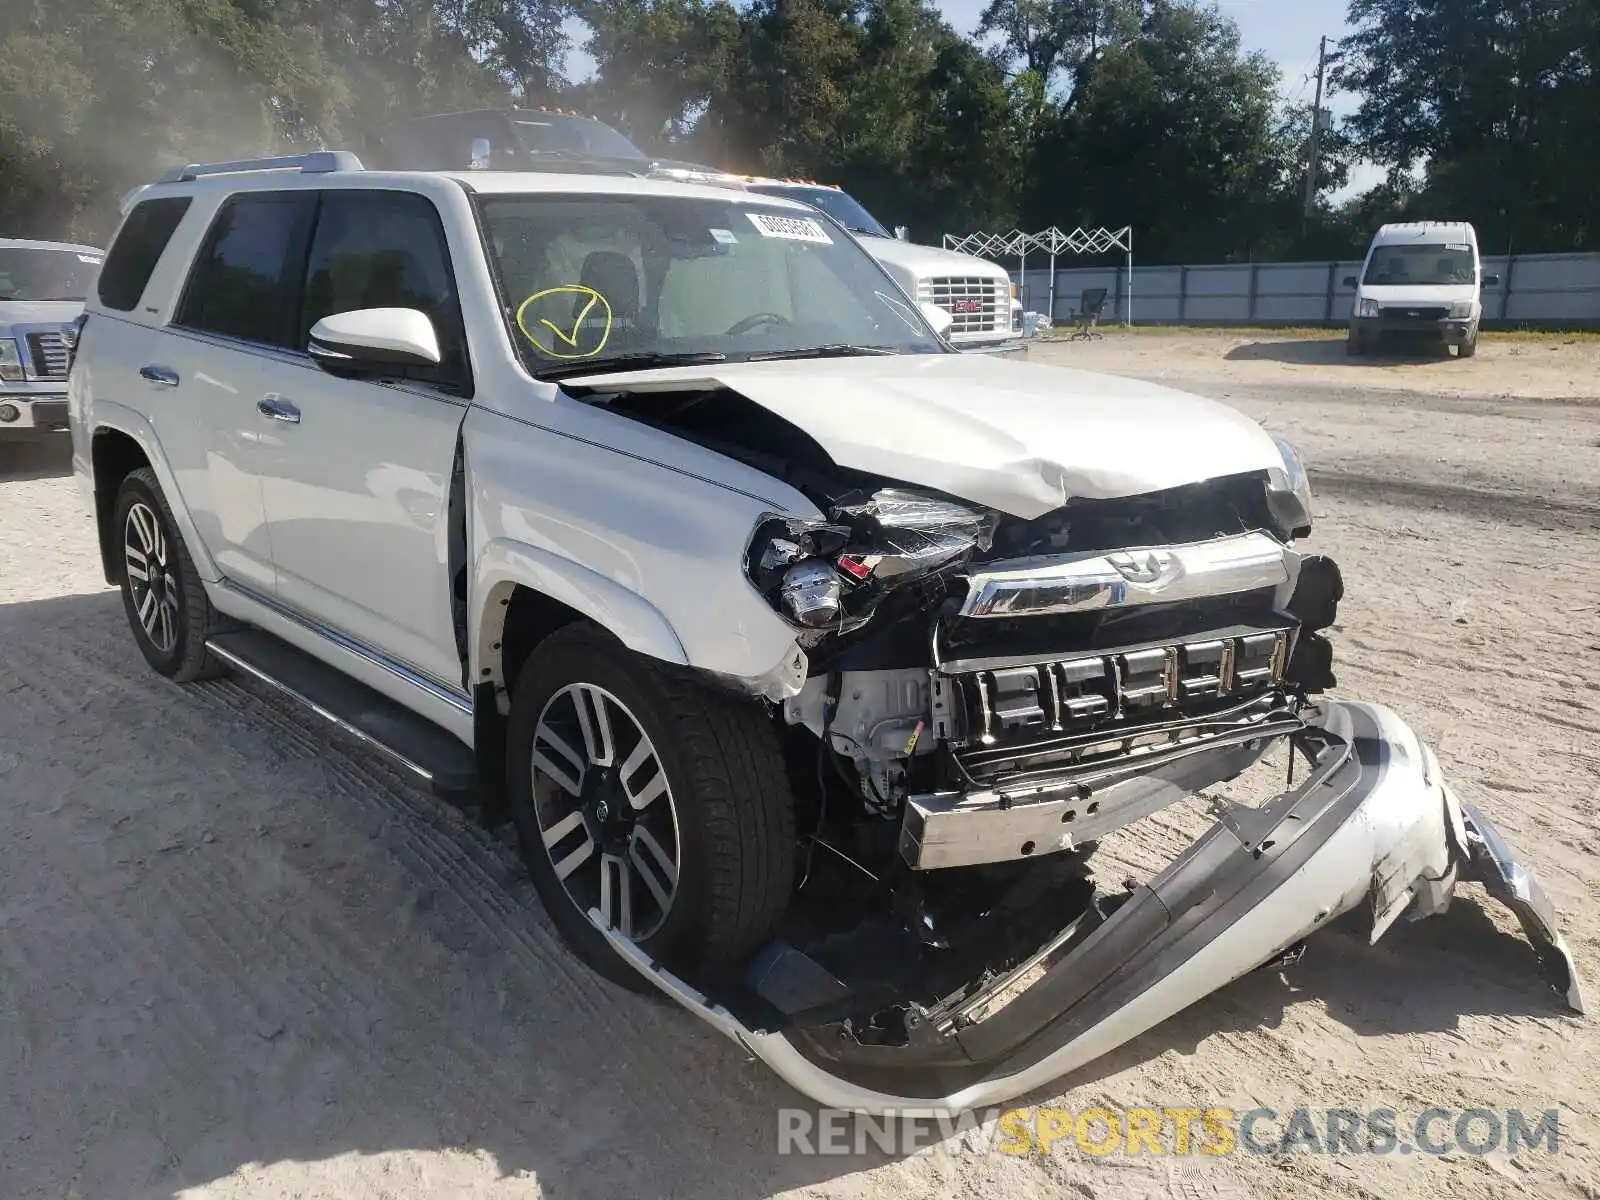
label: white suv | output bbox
[72,153,1581,1114]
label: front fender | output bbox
[471,537,689,679]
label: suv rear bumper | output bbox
[602,700,1582,1115]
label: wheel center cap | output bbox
[596,800,610,822]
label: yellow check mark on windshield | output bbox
[541,293,600,347]
[514,285,614,359]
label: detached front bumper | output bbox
[604,700,1582,1115]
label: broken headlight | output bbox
[1265,438,1313,540]
[746,490,996,635]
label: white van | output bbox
[1345,222,1499,358]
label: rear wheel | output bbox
[113,468,221,682]
[1345,329,1366,356]
[506,623,795,988]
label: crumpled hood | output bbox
[567,354,1285,519]
[0,300,85,332]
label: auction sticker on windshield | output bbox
[748,213,833,244]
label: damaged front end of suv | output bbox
[555,361,1582,1117]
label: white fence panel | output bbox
[1008,251,1600,327]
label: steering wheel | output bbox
[725,312,790,337]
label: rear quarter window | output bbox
[97,197,192,311]
[174,193,308,346]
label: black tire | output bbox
[113,468,222,682]
[506,623,795,989]
[1346,329,1366,356]
[1457,334,1478,358]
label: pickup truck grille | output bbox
[919,276,1006,336]
[25,331,72,381]
[935,627,1291,759]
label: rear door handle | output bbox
[257,394,301,424]
[139,363,179,387]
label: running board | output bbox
[206,629,479,803]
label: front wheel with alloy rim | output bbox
[506,624,795,989]
[113,468,222,682]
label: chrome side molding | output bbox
[960,531,1291,619]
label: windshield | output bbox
[0,247,102,302]
[512,116,649,162]
[1363,243,1476,287]
[480,194,944,379]
[745,185,892,238]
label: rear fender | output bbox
[89,404,219,584]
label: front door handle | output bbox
[139,363,179,387]
[257,394,301,424]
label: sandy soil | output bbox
[1047,329,1600,402]
[2,334,1597,1199]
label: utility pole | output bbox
[1304,36,1342,223]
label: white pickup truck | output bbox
[692,176,1026,355]
[0,238,103,440]
[72,152,1581,1115]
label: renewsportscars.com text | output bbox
[776,1106,1564,1158]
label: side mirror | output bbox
[469,136,492,170]
[894,226,910,241]
[309,308,441,376]
[1483,274,1501,287]
[1342,276,1358,288]
[919,301,954,337]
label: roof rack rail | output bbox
[157,150,364,184]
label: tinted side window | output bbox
[175,194,306,345]
[98,197,192,311]
[299,190,469,390]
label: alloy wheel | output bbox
[530,683,682,940]
[124,501,180,654]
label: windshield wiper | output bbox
[536,351,729,381]
[740,344,901,362]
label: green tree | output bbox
[975,0,1138,91]
[573,0,740,145]
[1335,0,1599,250]
[1019,0,1302,262]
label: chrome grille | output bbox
[25,331,71,381]
[918,276,1006,336]
[941,629,1291,751]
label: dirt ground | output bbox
[2,330,1597,1199]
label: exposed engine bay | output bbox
[572,381,1584,1114]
